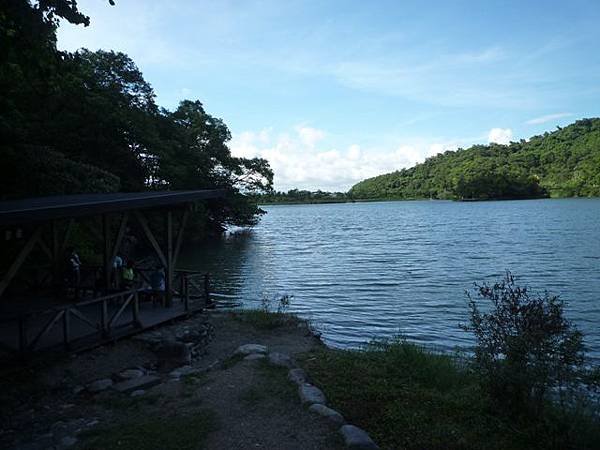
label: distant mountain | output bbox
[349,118,600,200]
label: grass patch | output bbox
[231,309,300,330]
[78,409,219,450]
[231,293,301,330]
[181,373,211,397]
[96,393,160,412]
[299,339,600,450]
[221,352,246,369]
[257,359,297,402]
[238,360,296,407]
[182,373,210,387]
[238,386,266,406]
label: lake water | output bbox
[180,199,600,360]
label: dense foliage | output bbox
[0,0,272,230]
[252,189,349,204]
[349,120,600,200]
[463,272,592,418]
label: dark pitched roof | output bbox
[0,190,226,226]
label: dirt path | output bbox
[0,311,344,450]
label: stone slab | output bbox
[268,352,294,368]
[87,379,113,393]
[298,383,326,405]
[288,368,307,385]
[309,403,346,425]
[339,424,380,450]
[119,369,144,380]
[244,353,267,361]
[112,375,161,394]
[235,343,268,355]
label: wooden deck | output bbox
[0,275,215,361]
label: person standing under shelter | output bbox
[112,254,123,289]
[66,247,81,299]
[150,265,165,292]
[122,260,136,290]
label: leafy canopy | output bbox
[1,0,272,230]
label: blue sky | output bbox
[58,0,600,191]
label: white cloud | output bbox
[488,128,513,145]
[296,126,326,148]
[229,127,454,191]
[525,112,573,125]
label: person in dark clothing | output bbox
[66,247,81,298]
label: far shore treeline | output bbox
[0,1,273,234]
[255,119,600,205]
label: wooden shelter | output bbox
[0,190,225,357]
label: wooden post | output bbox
[63,308,71,350]
[204,273,210,307]
[0,227,42,298]
[183,274,189,312]
[165,210,173,307]
[133,291,140,327]
[100,299,108,337]
[18,316,28,354]
[51,220,60,293]
[102,214,111,292]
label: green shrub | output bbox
[462,272,586,417]
[235,294,296,329]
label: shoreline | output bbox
[258,195,599,207]
[2,309,599,450]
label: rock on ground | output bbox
[235,343,268,355]
[244,353,267,361]
[59,436,77,448]
[268,352,294,368]
[299,383,327,405]
[339,425,380,450]
[308,404,345,425]
[87,379,113,393]
[112,375,161,394]
[169,365,206,378]
[288,368,308,385]
[118,368,144,379]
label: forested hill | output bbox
[349,119,600,200]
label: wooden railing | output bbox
[1,288,143,356]
[0,270,217,358]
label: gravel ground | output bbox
[0,311,344,450]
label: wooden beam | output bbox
[81,219,103,244]
[60,219,75,255]
[109,293,133,328]
[110,212,129,265]
[70,307,98,330]
[102,214,111,290]
[172,208,190,269]
[28,310,65,351]
[0,227,42,298]
[37,236,53,261]
[134,211,167,268]
[165,210,173,306]
[52,221,60,289]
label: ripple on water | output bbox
[180,199,600,361]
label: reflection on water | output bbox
[179,198,600,360]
